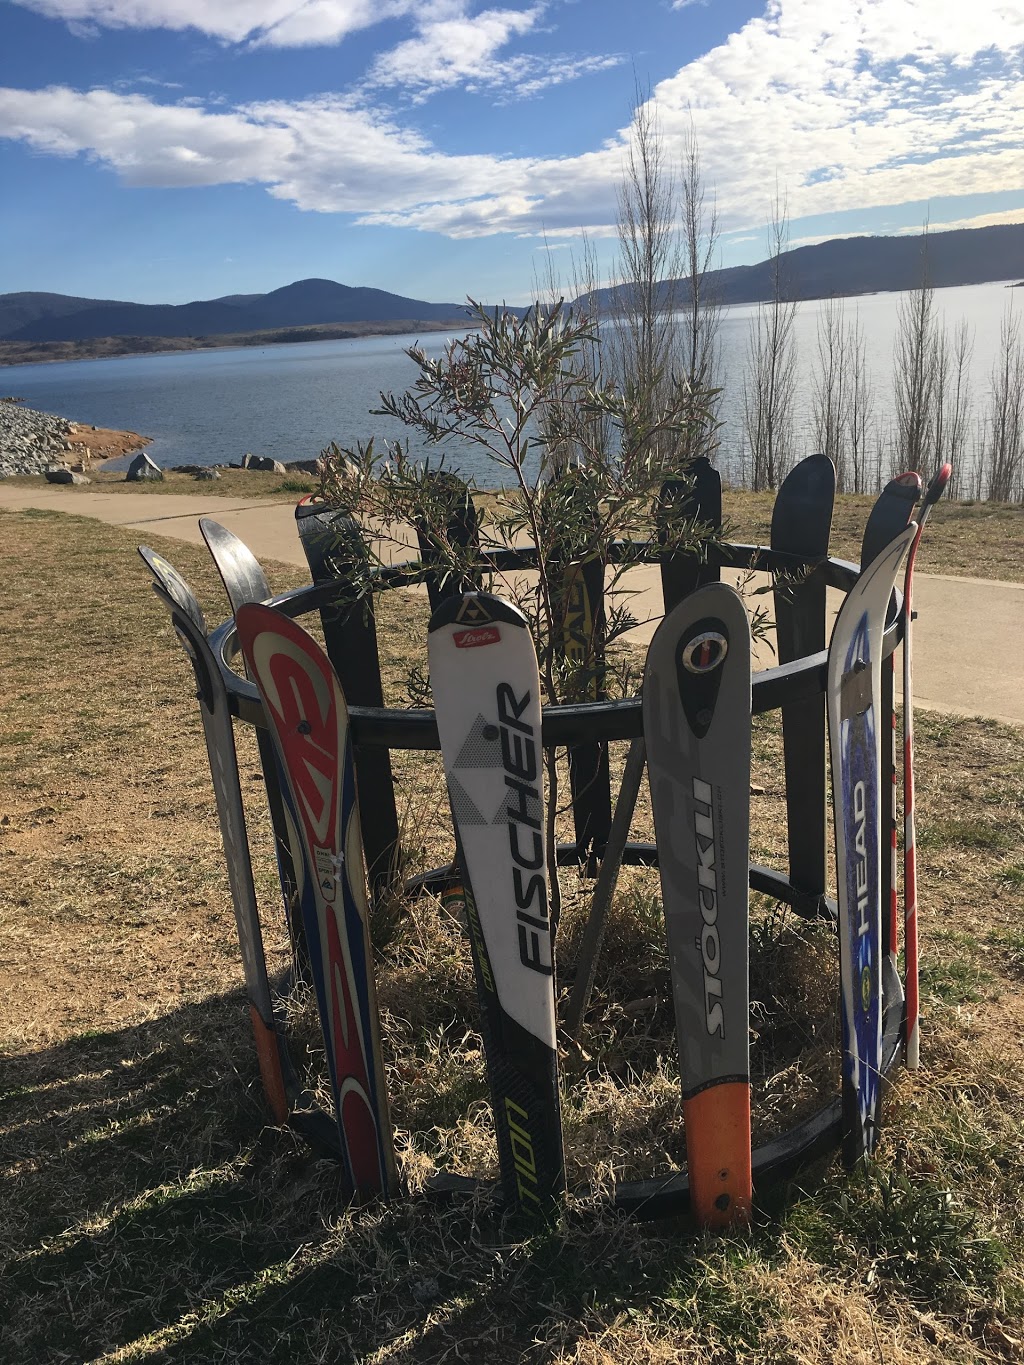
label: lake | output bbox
[4,279,1019,489]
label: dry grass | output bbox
[2,506,1024,1363]
[2,471,1022,582]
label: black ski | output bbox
[770,452,836,900]
[657,455,723,612]
[293,497,401,895]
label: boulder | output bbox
[126,451,164,482]
[194,467,221,480]
[45,467,90,484]
[285,459,321,474]
[245,455,287,473]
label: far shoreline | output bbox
[0,318,474,370]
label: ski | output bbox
[199,517,272,612]
[904,464,953,1070]
[236,603,399,1199]
[827,524,916,1167]
[643,582,753,1229]
[770,452,836,899]
[138,547,291,1126]
[294,496,400,895]
[198,518,304,950]
[859,474,922,981]
[428,591,565,1212]
[657,455,723,612]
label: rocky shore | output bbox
[0,398,150,477]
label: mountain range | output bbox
[0,278,473,344]
[2,223,1021,350]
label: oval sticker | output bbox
[681,630,728,674]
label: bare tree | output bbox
[845,311,873,493]
[812,297,848,482]
[892,233,938,474]
[610,91,683,471]
[743,194,798,490]
[981,306,1024,502]
[934,319,974,494]
[675,117,722,464]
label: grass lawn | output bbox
[1,503,1023,1363]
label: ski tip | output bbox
[138,545,207,633]
[683,1082,753,1230]
[924,463,953,506]
[889,471,924,496]
[427,589,527,635]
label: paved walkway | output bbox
[3,485,1021,725]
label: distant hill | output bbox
[4,223,1021,353]
[0,278,476,344]
[578,222,1024,311]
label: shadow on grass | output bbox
[3,993,773,1364]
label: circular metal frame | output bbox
[206,538,906,1219]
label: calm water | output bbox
[4,279,1019,486]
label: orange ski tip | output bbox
[683,1081,752,1230]
[249,1005,289,1126]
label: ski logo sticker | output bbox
[692,777,725,1037]
[497,683,552,976]
[455,626,500,648]
[682,630,729,674]
[675,616,731,740]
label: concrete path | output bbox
[3,485,1021,725]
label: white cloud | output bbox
[2,0,1023,243]
[9,0,426,46]
[368,6,542,92]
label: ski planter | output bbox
[428,592,565,1213]
[644,583,753,1229]
[860,473,922,983]
[827,524,916,1167]
[904,464,953,1071]
[236,603,398,1200]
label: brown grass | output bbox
[2,506,1023,1363]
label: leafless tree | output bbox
[812,298,848,482]
[892,260,937,475]
[845,311,873,493]
[980,306,1024,502]
[610,91,683,470]
[743,194,798,490]
[674,117,722,464]
[933,319,974,494]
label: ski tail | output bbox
[643,583,753,1228]
[236,603,398,1198]
[428,591,564,1212]
[682,1083,753,1229]
[903,462,952,1069]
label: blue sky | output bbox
[1,0,1022,306]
